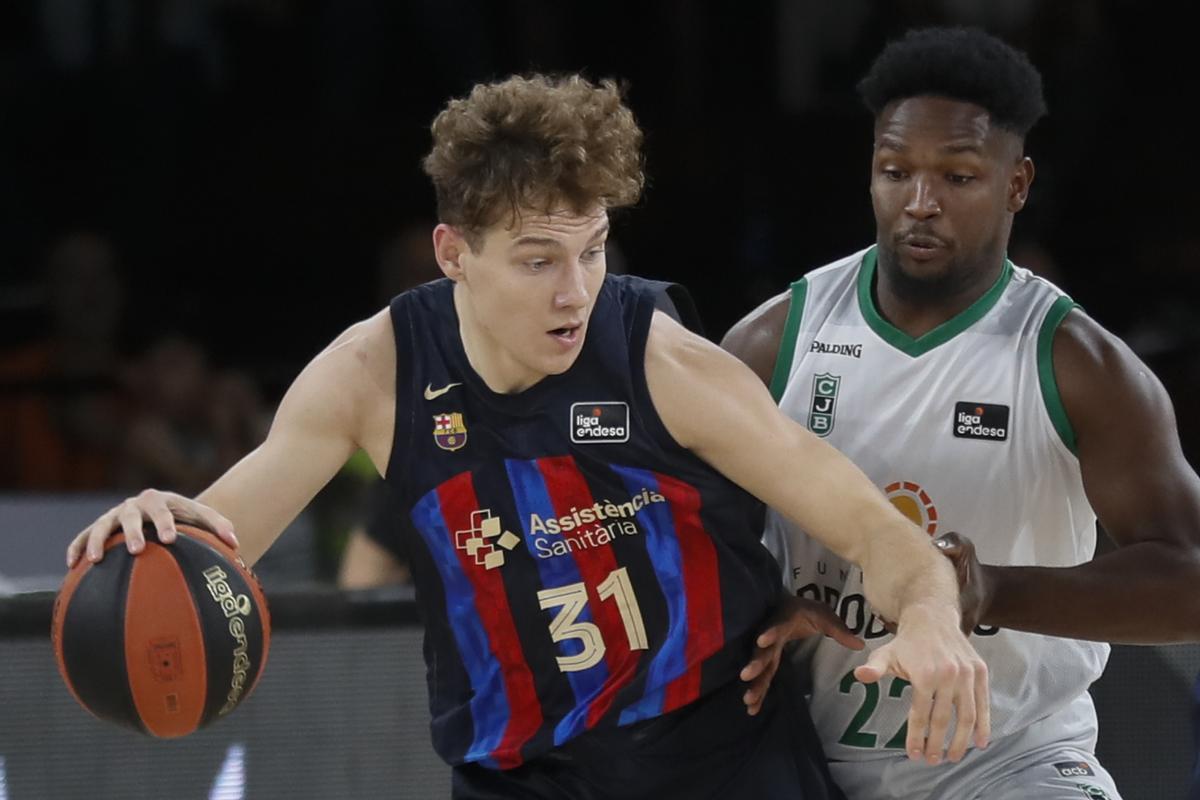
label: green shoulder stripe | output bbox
[1037,295,1081,455]
[769,278,808,402]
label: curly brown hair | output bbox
[422,74,645,248]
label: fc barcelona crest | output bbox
[433,412,468,451]
[808,373,840,437]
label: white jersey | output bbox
[765,246,1109,762]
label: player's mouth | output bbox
[549,322,583,349]
[897,232,949,262]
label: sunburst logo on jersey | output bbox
[884,480,938,536]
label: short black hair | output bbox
[858,27,1047,137]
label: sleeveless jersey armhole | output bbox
[650,280,706,337]
[383,295,417,484]
[769,278,808,403]
[628,282,699,454]
[1037,295,1081,456]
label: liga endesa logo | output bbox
[201,565,254,715]
[570,402,629,444]
[952,401,1009,442]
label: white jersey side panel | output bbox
[766,247,1108,761]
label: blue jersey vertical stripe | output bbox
[610,465,689,725]
[411,488,508,767]
[505,458,609,745]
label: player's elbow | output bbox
[1164,542,1200,641]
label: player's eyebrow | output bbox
[511,235,564,248]
[586,222,610,244]
[511,221,610,248]
[876,135,905,152]
[941,142,985,155]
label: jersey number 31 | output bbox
[537,567,649,672]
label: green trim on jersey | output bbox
[857,247,1014,357]
[769,278,808,402]
[1037,295,1080,455]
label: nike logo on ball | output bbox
[424,382,462,400]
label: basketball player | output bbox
[66,74,988,799]
[725,28,1200,800]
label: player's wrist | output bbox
[895,598,962,632]
[973,563,1002,625]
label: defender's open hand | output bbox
[740,595,864,715]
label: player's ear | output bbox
[433,224,469,281]
[1008,156,1035,213]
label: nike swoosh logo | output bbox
[424,382,462,401]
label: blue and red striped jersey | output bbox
[383,275,781,768]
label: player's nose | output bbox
[554,260,590,309]
[904,176,942,219]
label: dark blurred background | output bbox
[2,1,1196,376]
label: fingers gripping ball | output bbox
[51,523,271,737]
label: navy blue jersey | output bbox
[384,275,781,769]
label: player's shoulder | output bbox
[1051,304,1174,444]
[340,308,397,397]
[300,308,397,416]
[720,290,791,386]
[1052,303,1131,378]
[720,248,868,385]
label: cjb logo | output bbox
[808,373,840,437]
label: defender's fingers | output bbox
[814,614,865,650]
[740,654,768,682]
[756,626,780,648]
[744,661,778,716]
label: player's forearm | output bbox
[196,440,338,566]
[772,433,962,624]
[859,519,962,628]
[981,541,1200,643]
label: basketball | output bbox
[51,523,271,738]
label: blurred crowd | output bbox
[0,225,445,586]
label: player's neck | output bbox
[873,253,1006,340]
[452,284,548,394]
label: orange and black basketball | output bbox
[51,523,271,738]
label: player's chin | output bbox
[541,348,585,375]
[896,246,954,275]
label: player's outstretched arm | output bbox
[67,309,397,569]
[961,309,1200,643]
[645,310,989,763]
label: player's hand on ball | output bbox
[740,595,863,715]
[66,489,239,567]
[933,531,993,634]
[853,605,989,765]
